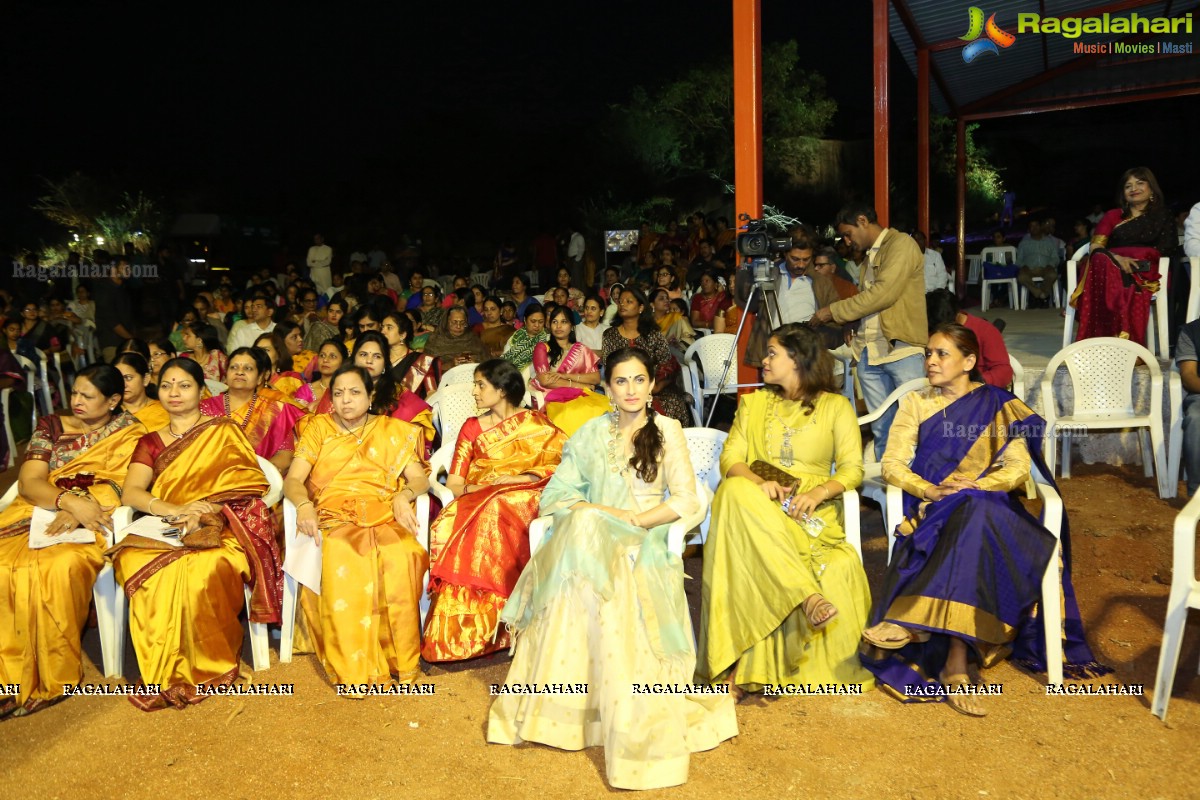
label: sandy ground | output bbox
[2,461,1199,800]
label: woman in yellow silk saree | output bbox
[421,359,566,662]
[697,325,872,696]
[0,365,146,717]
[116,358,279,711]
[284,365,431,691]
[114,353,170,431]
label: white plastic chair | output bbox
[428,362,479,407]
[1062,243,1170,358]
[1152,488,1200,720]
[965,254,983,286]
[428,383,479,478]
[680,334,738,426]
[1040,337,1177,499]
[857,377,929,561]
[829,349,856,405]
[0,388,18,469]
[13,354,39,431]
[0,481,130,678]
[527,474,710,558]
[980,246,1018,312]
[279,491,432,663]
[31,349,53,417]
[1009,353,1026,400]
[1185,256,1200,325]
[53,352,72,413]
[1018,277,1062,310]
[884,462,1065,687]
[682,428,725,545]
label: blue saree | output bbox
[861,384,1108,700]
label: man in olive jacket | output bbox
[811,202,927,456]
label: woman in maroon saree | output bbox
[1071,167,1179,345]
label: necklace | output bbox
[167,413,202,439]
[224,390,259,432]
[606,412,631,476]
[768,393,812,468]
[337,414,372,444]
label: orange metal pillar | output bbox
[733,0,762,394]
[955,116,967,294]
[873,0,890,227]
[733,0,763,228]
[916,48,930,238]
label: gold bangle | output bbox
[296,500,314,510]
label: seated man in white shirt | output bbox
[225,293,277,352]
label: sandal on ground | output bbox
[0,697,18,719]
[940,672,988,718]
[802,594,839,631]
[861,622,931,650]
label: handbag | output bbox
[749,460,796,487]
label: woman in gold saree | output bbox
[698,324,872,696]
[284,365,431,691]
[0,365,146,717]
[421,359,566,662]
[114,352,170,431]
[200,346,306,475]
[116,358,280,711]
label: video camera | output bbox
[735,214,791,258]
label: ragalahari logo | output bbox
[961,7,1017,62]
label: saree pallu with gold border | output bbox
[860,385,1109,701]
[131,400,170,432]
[200,386,306,461]
[420,410,565,662]
[532,342,610,437]
[113,417,277,711]
[295,415,429,687]
[0,412,146,711]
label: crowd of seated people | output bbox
[2,200,1177,788]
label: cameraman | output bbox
[739,237,843,367]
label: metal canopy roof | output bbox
[889,0,1200,119]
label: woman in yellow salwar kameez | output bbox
[284,365,431,692]
[114,353,170,431]
[0,365,146,717]
[116,358,280,711]
[697,324,873,696]
[421,359,566,662]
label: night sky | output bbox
[5,1,1196,257]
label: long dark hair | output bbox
[931,322,984,383]
[618,287,658,338]
[113,352,157,401]
[605,347,663,483]
[183,321,223,354]
[762,324,835,414]
[254,330,290,374]
[351,330,401,415]
[545,305,576,367]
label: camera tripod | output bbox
[701,269,779,427]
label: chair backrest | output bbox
[1187,257,1200,324]
[257,456,284,506]
[1009,353,1025,400]
[857,377,929,461]
[435,383,481,451]
[966,254,982,284]
[683,427,727,493]
[437,362,479,392]
[980,245,1017,265]
[682,334,737,390]
[1043,337,1159,418]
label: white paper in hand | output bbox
[284,529,322,595]
[27,506,99,549]
[116,515,183,548]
